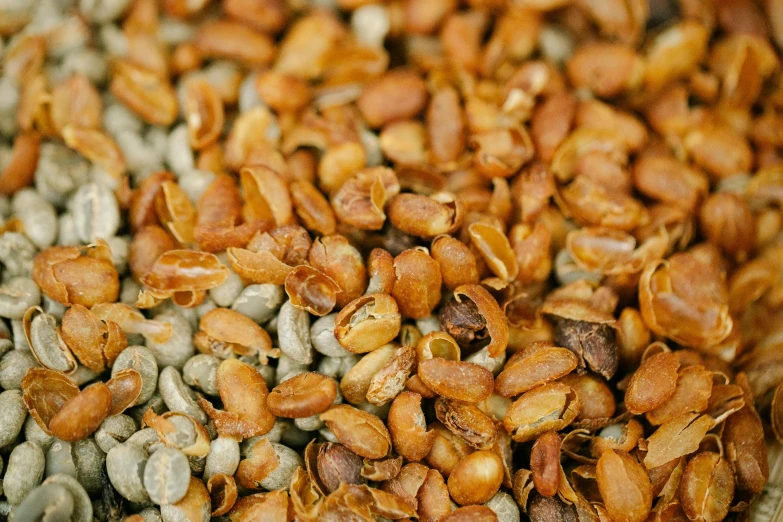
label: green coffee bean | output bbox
[317,354,360,380]
[23,416,55,451]
[106,443,150,504]
[34,143,91,208]
[0,232,36,279]
[208,259,243,307]
[44,474,93,522]
[125,428,161,453]
[27,309,76,373]
[95,415,138,453]
[0,278,40,319]
[69,182,120,243]
[5,442,45,505]
[73,439,105,495]
[158,366,207,424]
[12,189,57,249]
[112,346,159,405]
[275,354,309,386]
[143,448,191,505]
[311,314,351,358]
[0,390,27,448]
[137,507,164,522]
[8,483,73,522]
[465,345,506,375]
[294,414,324,432]
[202,438,239,482]
[484,491,521,522]
[230,284,283,324]
[45,440,78,480]
[0,350,39,390]
[277,300,313,365]
[182,354,220,396]
[146,312,194,369]
[257,442,303,491]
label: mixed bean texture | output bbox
[0,0,783,520]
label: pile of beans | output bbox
[0,0,782,520]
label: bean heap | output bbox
[0,0,782,521]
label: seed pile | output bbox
[0,0,782,521]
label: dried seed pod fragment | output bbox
[366,344,417,406]
[625,350,679,415]
[495,344,578,397]
[430,235,480,290]
[61,304,127,373]
[200,359,276,439]
[434,397,497,450]
[596,450,652,522]
[110,59,178,126]
[129,171,176,233]
[639,253,733,349]
[503,383,580,442]
[208,473,237,516]
[91,302,172,344]
[448,284,508,358]
[194,174,268,253]
[361,456,403,482]
[317,442,366,493]
[194,20,275,67]
[530,431,561,497]
[22,368,79,435]
[447,450,504,506]
[290,180,336,236]
[267,372,338,418]
[391,248,442,319]
[644,413,715,469]
[645,21,709,93]
[196,307,276,361]
[591,419,644,458]
[0,131,41,195]
[388,193,462,239]
[387,391,435,462]
[308,235,367,308]
[566,42,644,98]
[236,438,280,489]
[722,374,768,495]
[679,452,734,522]
[320,405,391,459]
[468,222,519,281]
[285,265,340,317]
[240,166,293,227]
[155,181,196,244]
[50,75,102,136]
[332,167,400,230]
[341,345,396,405]
[183,78,224,151]
[49,382,112,441]
[334,293,402,353]
[418,358,494,403]
[142,409,211,457]
[699,192,755,261]
[646,365,713,426]
[139,250,229,307]
[560,373,616,422]
[32,240,120,307]
[542,300,618,380]
[471,126,534,178]
[106,368,143,415]
[357,70,429,128]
